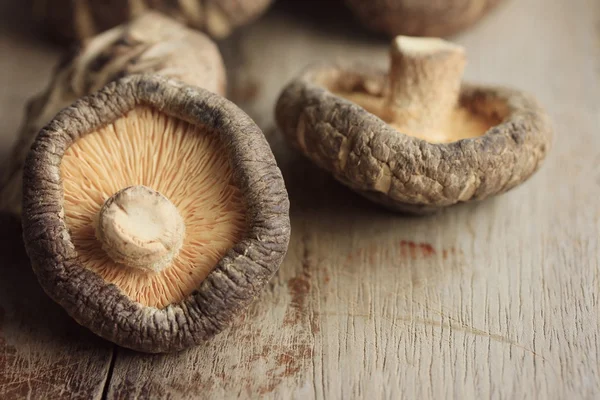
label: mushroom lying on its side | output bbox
[0,11,225,215]
[37,0,274,42]
[23,75,290,353]
[344,0,505,37]
[276,36,552,214]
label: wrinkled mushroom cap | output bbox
[275,63,552,214]
[344,0,505,37]
[22,75,290,353]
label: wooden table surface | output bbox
[0,0,598,398]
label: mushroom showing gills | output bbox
[276,36,552,214]
[22,76,290,353]
[61,105,248,308]
[344,0,505,37]
[37,0,274,42]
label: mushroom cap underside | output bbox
[344,0,505,37]
[22,75,290,353]
[61,106,247,308]
[275,64,552,214]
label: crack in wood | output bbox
[100,347,117,400]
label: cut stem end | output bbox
[96,185,185,273]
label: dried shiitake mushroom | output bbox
[12,12,290,352]
[344,0,504,37]
[276,36,552,214]
[0,11,225,215]
[22,75,290,353]
[35,0,273,42]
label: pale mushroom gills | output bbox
[23,75,290,352]
[61,106,247,309]
[327,37,507,144]
[331,91,502,143]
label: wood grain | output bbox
[0,0,598,398]
[0,2,116,400]
[0,214,114,399]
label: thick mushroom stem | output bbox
[96,185,185,273]
[387,36,466,133]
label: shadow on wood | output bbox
[0,212,113,399]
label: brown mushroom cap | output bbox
[37,0,274,42]
[22,75,291,353]
[344,0,504,37]
[275,37,552,214]
[0,11,225,215]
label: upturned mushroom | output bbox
[23,75,290,353]
[0,11,225,215]
[35,0,273,42]
[276,36,552,214]
[17,14,290,353]
[344,0,504,37]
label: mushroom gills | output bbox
[328,36,505,144]
[61,106,247,309]
[332,89,502,143]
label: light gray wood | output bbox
[0,0,598,398]
[106,0,600,398]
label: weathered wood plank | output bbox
[0,215,114,399]
[105,0,600,399]
[0,0,598,398]
[0,2,114,399]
